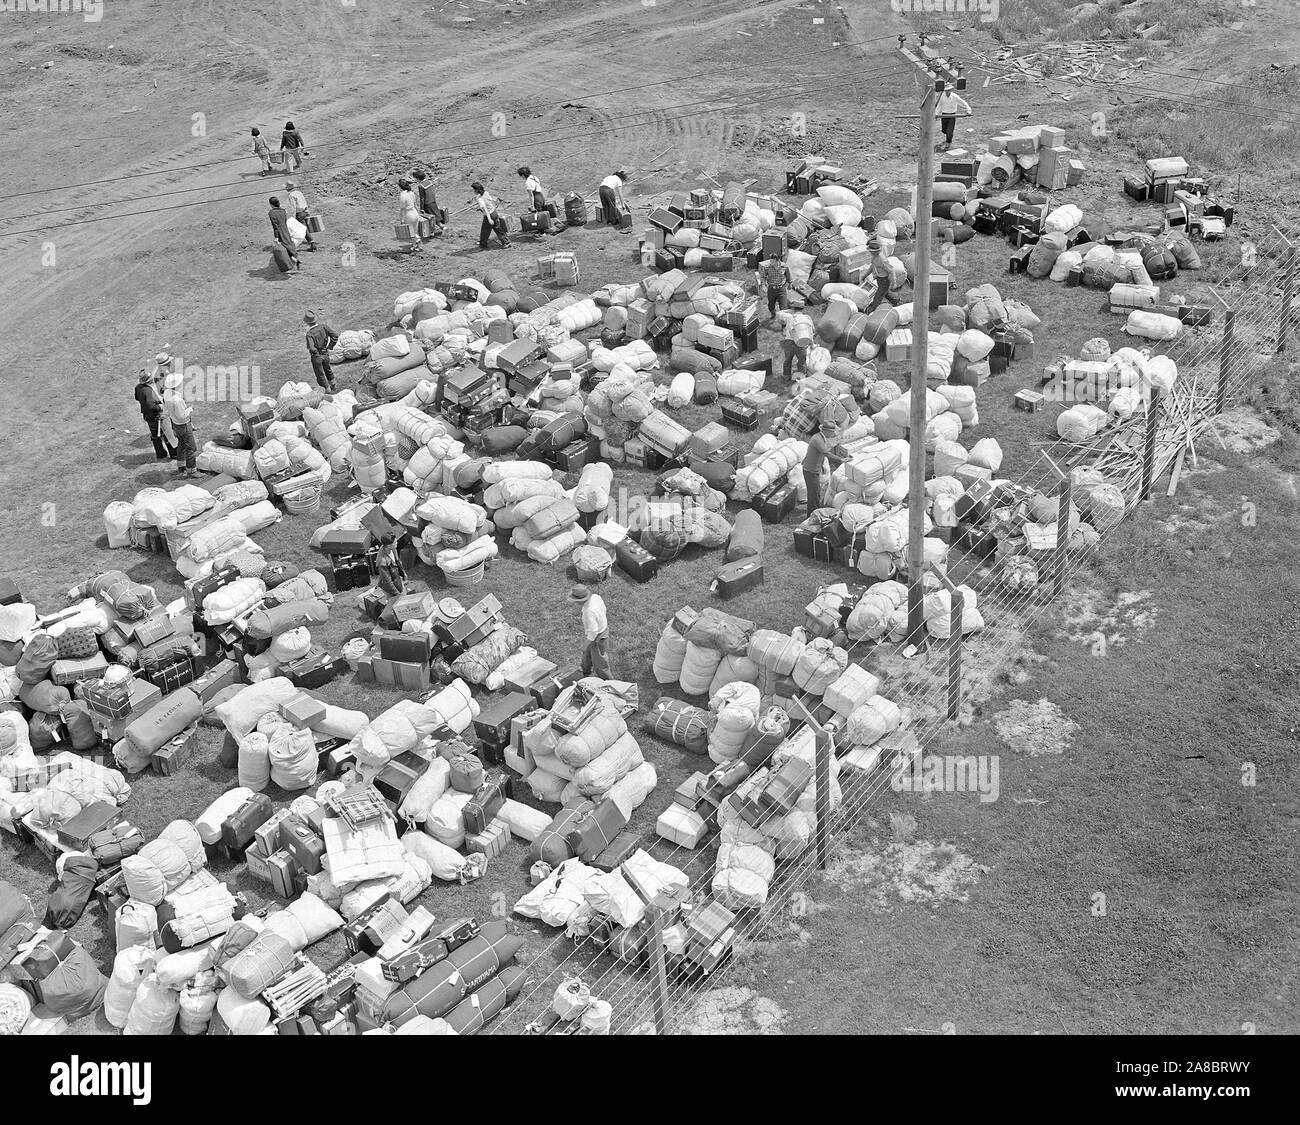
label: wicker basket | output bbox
[444,562,486,587]
[283,485,322,515]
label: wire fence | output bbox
[498,224,1297,1036]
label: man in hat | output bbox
[802,419,845,519]
[864,236,892,315]
[285,180,316,251]
[303,311,339,392]
[412,170,444,239]
[757,252,791,321]
[268,197,301,271]
[134,369,174,460]
[161,369,198,478]
[570,584,611,679]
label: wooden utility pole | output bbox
[898,38,966,647]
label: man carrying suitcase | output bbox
[303,311,338,392]
[471,182,511,250]
[570,585,611,680]
[802,420,844,518]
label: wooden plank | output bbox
[1166,445,1187,496]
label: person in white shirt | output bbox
[517,165,552,216]
[598,169,627,226]
[570,584,611,679]
[935,88,972,150]
[471,181,511,250]
[161,371,197,477]
[284,180,316,251]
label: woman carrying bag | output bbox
[471,182,511,250]
[397,178,422,254]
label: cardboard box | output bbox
[885,328,913,363]
[1014,389,1044,413]
[280,693,327,729]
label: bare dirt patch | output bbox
[823,838,989,910]
[1059,585,1157,649]
[678,987,788,1035]
[994,698,1078,758]
[1209,407,1283,456]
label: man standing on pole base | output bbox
[303,311,338,392]
[570,584,612,679]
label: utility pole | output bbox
[897,36,966,648]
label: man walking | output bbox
[471,182,511,250]
[285,180,316,251]
[757,253,791,320]
[780,313,812,384]
[162,371,197,478]
[303,311,338,392]
[802,419,845,518]
[570,584,611,679]
[268,196,301,271]
[935,86,973,151]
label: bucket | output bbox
[282,485,322,515]
[444,562,485,587]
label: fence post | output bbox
[1140,387,1163,501]
[620,863,668,1034]
[929,565,964,720]
[1217,308,1235,416]
[1055,472,1072,598]
[1279,246,1298,354]
[815,725,831,869]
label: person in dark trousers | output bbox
[251,128,271,175]
[303,311,338,392]
[161,371,198,477]
[599,170,627,225]
[802,420,844,518]
[570,585,611,679]
[935,87,972,151]
[375,532,407,597]
[280,121,307,172]
[412,170,444,239]
[268,197,301,271]
[757,254,791,320]
[471,182,511,249]
[517,166,553,216]
[134,370,174,460]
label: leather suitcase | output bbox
[279,819,326,876]
[720,399,758,430]
[552,437,598,474]
[530,799,597,866]
[753,482,797,523]
[616,538,658,583]
[187,562,241,611]
[463,773,510,836]
[713,558,764,598]
[472,693,534,747]
[563,797,629,863]
[521,211,551,234]
[591,829,643,872]
[319,527,374,556]
[374,629,434,665]
[56,800,124,850]
[220,792,275,854]
[284,645,336,689]
[373,750,430,810]
[344,894,408,956]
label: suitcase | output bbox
[272,245,293,273]
[373,629,434,665]
[472,693,534,747]
[279,819,326,876]
[720,398,758,430]
[56,800,125,850]
[187,562,241,612]
[616,538,659,583]
[753,482,797,523]
[714,558,764,598]
[562,796,628,863]
[530,799,597,865]
[152,729,196,776]
[319,527,374,555]
[307,215,325,234]
[284,646,336,689]
[87,822,145,866]
[521,210,552,234]
[463,773,510,836]
[590,829,642,872]
[344,894,409,956]
[373,750,430,810]
[552,437,598,474]
[220,793,276,854]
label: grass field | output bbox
[1,0,1295,1036]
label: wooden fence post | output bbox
[1040,452,1070,599]
[620,863,667,1035]
[1279,246,1298,354]
[929,565,964,720]
[1140,387,1163,501]
[792,698,832,869]
[1217,307,1235,416]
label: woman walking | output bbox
[471,182,511,250]
[280,121,307,173]
[251,128,271,176]
[134,370,174,460]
